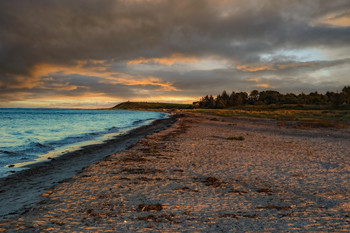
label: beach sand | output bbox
[0,113,349,232]
[0,117,176,221]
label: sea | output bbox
[0,108,167,177]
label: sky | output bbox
[0,0,350,108]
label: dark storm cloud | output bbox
[0,0,350,106]
[1,0,349,71]
[0,0,217,76]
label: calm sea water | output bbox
[0,108,166,177]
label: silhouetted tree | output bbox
[330,92,346,107]
[238,92,248,105]
[342,86,350,104]
[199,95,209,108]
[281,93,298,104]
[228,92,236,106]
[248,90,259,104]
[216,96,227,108]
[198,86,349,108]
[208,95,216,108]
[221,90,229,104]
[259,90,281,105]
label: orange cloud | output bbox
[247,78,260,82]
[98,76,179,91]
[0,91,33,102]
[237,64,275,72]
[316,11,350,27]
[255,83,270,88]
[9,73,42,89]
[7,60,108,89]
[31,60,109,79]
[9,60,178,92]
[248,77,271,88]
[40,81,80,91]
[127,54,199,66]
[237,62,316,72]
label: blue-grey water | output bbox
[0,108,166,177]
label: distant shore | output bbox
[1,112,350,231]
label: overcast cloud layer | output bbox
[1,0,350,107]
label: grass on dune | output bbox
[186,107,350,128]
[111,101,350,128]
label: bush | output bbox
[227,136,245,141]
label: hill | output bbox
[111,102,195,110]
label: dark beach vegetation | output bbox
[190,108,350,125]
[192,86,350,126]
[227,136,245,141]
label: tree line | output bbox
[197,86,350,108]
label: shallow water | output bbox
[0,108,166,177]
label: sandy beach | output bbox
[0,113,350,232]
[0,117,175,221]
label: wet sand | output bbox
[0,113,350,232]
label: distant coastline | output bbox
[109,100,350,127]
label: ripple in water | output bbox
[0,108,167,177]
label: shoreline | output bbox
[0,115,177,220]
[0,108,168,176]
[0,113,349,231]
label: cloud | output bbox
[237,59,350,73]
[315,9,350,27]
[127,54,199,66]
[248,78,271,88]
[5,60,178,91]
[237,65,276,72]
[236,62,316,72]
[0,0,350,107]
